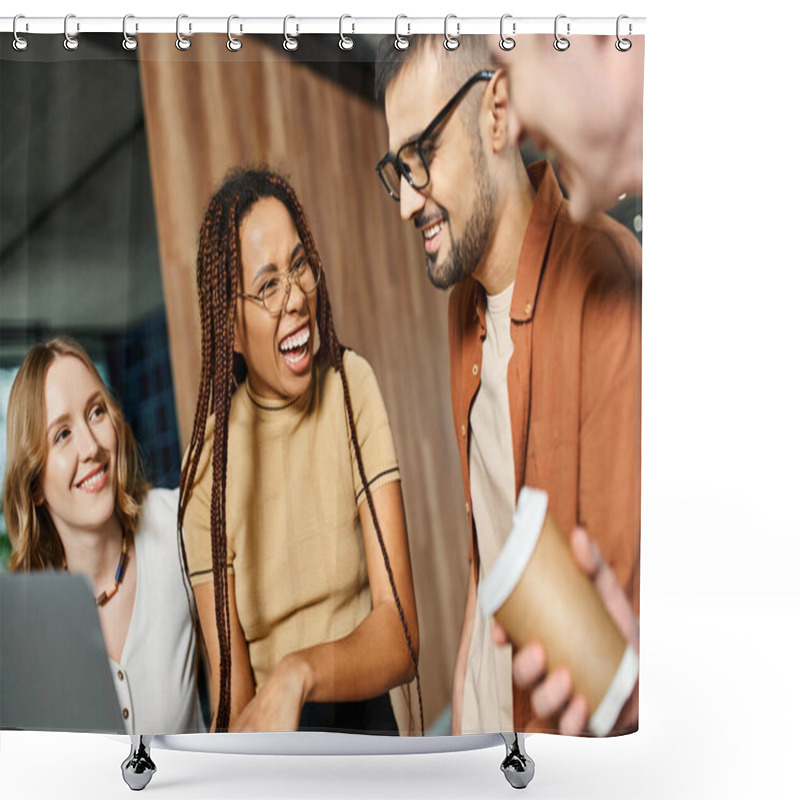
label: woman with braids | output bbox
[3,337,200,734]
[179,167,421,734]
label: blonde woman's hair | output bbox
[3,336,148,572]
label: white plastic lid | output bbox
[477,487,548,618]
[589,644,639,737]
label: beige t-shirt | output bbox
[182,351,400,691]
[462,281,516,733]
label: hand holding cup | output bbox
[479,489,639,736]
[491,526,639,734]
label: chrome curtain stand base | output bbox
[500,732,535,789]
[118,733,532,789]
[121,735,156,791]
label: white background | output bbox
[2,1,799,798]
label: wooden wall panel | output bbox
[138,34,468,731]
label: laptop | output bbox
[1,571,125,732]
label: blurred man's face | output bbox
[384,60,497,289]
[497,35,641,221]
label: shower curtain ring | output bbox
[12,15,28,51]
[394,15,410,50]
[499,14,516,51]
[227,15,243,51]
[122,15,138,51]
[615,15,633,51]
[63,14,79,51]
[176,14,191,50]
[339,15,355,51]
[283,15,299,51]
[443,14,460,51]
[553,14,570,51]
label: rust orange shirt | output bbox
[448,161,642,733]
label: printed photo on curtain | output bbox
[0,26,643,743]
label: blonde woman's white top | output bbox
[108,488,202,734]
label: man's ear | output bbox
[489,69,512,152]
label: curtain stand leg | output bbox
[121,735,156,791]
[499,732,535,789]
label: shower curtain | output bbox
[0,21,643,742]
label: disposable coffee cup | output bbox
[478,488,638,736]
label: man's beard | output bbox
[426,147,496,290]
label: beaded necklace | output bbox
[63,530,129,606]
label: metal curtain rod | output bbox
[1,15,646,36]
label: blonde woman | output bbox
[3,336,200,734]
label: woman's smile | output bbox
[74,461,110,493]
[278,320,311,372]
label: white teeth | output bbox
[77,465,106,490]
[283,351,306,364]
[279,325,310,353]
[423,220,445,240]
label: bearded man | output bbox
[376,35,642,737]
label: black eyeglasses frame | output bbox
[376,70,496,201]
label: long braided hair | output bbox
[178,167,423,733]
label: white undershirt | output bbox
[462,282,516,733]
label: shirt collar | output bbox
[244,365,316,419]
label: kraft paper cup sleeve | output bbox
[588,644,639,737]
[478,487,548,618]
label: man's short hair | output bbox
[374,35,495,106]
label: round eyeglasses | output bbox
[238,257,320,316]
